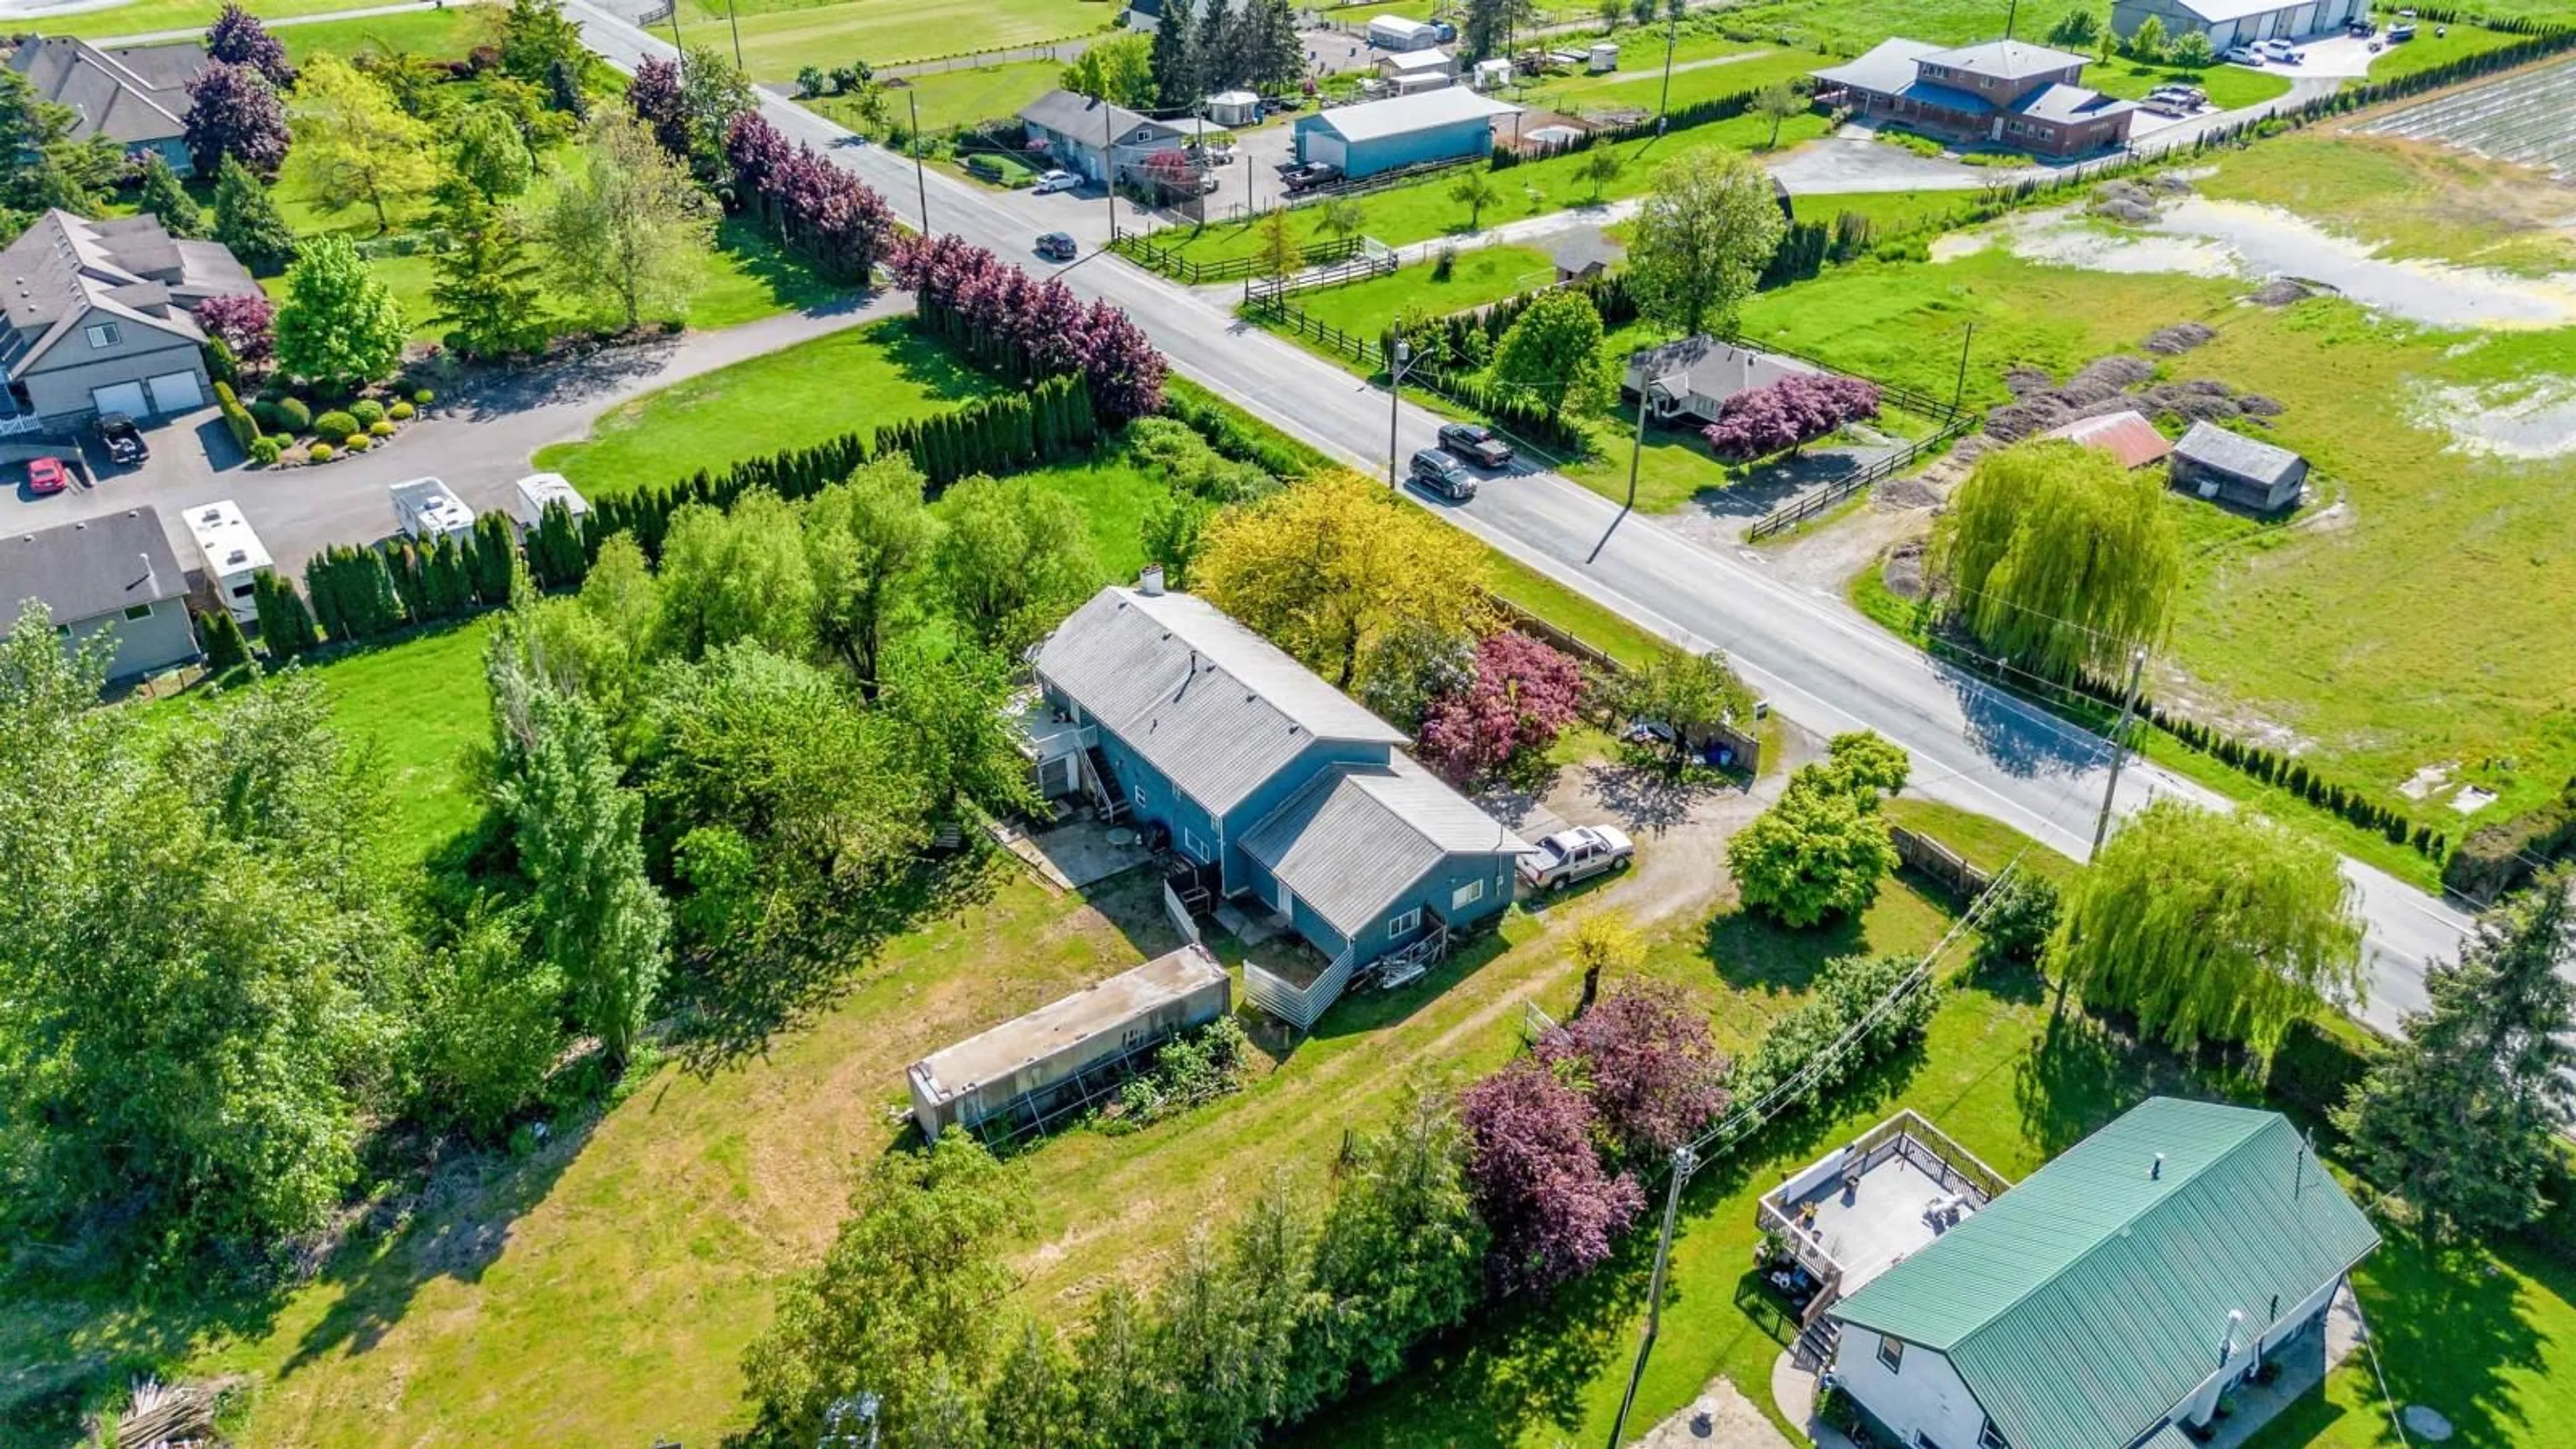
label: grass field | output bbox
[272,5,492,63]
[2086,57,2293,109]
[1515,39,1834,119]
[2197,126,2576,275]
[1150,108,1833,263]
[867,57,1067,133]
[1293,245,1558,338]
[532,321,996,497]
[2363,21,2530,83]
[1790,186,1984,237]
[44,0,386,40]
[668,0,1112,81]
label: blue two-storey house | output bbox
[1032,575,1527,1004]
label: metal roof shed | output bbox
[1295,89,1521,177]
[2169,420,2307,512]
[906,943,1231,1139]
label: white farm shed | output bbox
[1368,14,1440,50]
[1205,89,1261,126]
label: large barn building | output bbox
[2112,0,2369,52]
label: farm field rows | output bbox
[667,0,1112,81]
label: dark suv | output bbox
[1409,448,1476,500]
[1035,231,1077,262]
[96,411,148,465]
[1438,421,1512,468]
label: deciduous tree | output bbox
[803,457,939,696]
[1538,980,1729,1161]
[928,472,1101,655]
[196,291,276,374]
[1448,167,1503,231]
[1626,147,1783,336]
[1727,771,1900,928]
[1417,629,1585,784]
[541,106,714,329]
[1063,32,1157,107]
[272,233,406,389]
[1577,143,1625,202]
[1753,79,1805,149]
[1460,1057,1644,1296]
[2050,798,2363,1062]
[287,54,438,233]
[2338,872,2576,1238]
[183,59,290,180]
[1489,285,1607,420]
[1605,645,1754,765]
[1193,470,1488,691]
[654,490,818,662]
[1932,438,2181,682]
[739,1131,1028,1446]
[207,2,294,87]
[453,104,537,198]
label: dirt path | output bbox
[1635,1373,1796,1449]
[1756,495,1937,595]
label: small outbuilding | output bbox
[1368,14,1442,50]
[1294,88,1521,178]
[1551,229,1624,282]
[1473,57,1515,91]
[1205,89,1262,127]
[2169,421,2306,511]
[2042,409,2173,471]
[906,942,1232,1139]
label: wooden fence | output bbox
[1246,248,1399,300]
[1483,589,1764,776]
[1244,944,1359,1032]
[1890,824,1992,900]
[1742,414,1978,543]
[1112,230,1365,286]
[1243,290,1385,366]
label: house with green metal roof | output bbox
[1821,1097,2379,1449]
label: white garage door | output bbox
[89,380,148,417]
[146,370,203,413]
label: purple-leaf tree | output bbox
[195,292,276,375]
[1073,297,1165,425]
[1703,372,1882,462]
[182,61,289,180]
[885,233,1166,421]
[628,58,690,160]
[1536,981,1730,1161]
[206,2,295,87]
[1460,1058,1645,1297]
[1419,629,1585,785]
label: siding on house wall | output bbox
[1088,727,1224,865]
[1833,1328,1994,1449]
[1341,115,1497,176]
[60,597,197,680]
[18,313,205,423]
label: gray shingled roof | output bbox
[0,505,187,627]
[2014,82,2137,125]
[1036,587,1408,816]
[2174,421,2303,486]
[1019,89,1178,146]
[1811,38,1943,95]
[1240,754,1529,936]
[0,211,254,376]
[1917,38,2091,80]
[6,36,204,148]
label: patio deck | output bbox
[1756,1110,2014,1320]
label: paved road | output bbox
[3,299,897,580]
[562,0,2478,1032]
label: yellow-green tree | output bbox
[1193,469,1488,690]
[1931,438,2180,682]
[2049,798,2363,1063]
[286,53,437,233]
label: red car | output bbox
[25,457,68,496]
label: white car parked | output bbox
[2257,38,2302,62]
[2224,44,2265,63]
[1032,169,1081,195]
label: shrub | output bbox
[249,398,281,429]
[341,432,371,452]
[413,388,435,406]
[388,399,415,421]
[369,419,396,438]
[213,379,257,451]
[307,441,335,462]
[350,398,387,427]
[276,396,313,433]
[311,409,360,444]
[249,435,282,466]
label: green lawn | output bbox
[667,0,1112,81]
[2363,21,2530,83]
[273,6,492,64]
[43,0,385,40]
[872,58,1067,134]
[1790,186,1983,238]
[1513,40,1833,119]
[1293,245,1557,340]
[1150,108,1833,263]
[532,320,998,499]
[302,619,496,865]
[2085,57,2293,109]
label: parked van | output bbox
[182,498,269,625]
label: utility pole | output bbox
[1623,370,1652,511]
[908,90,929,231]
[1387,339,1416,487]
[665,3,685,66]
[1103,99,1118,239]
[2090,646,2148,857]
[1657,0,1680,131]
[1609,1144,1695,1449]
[726,0,743,68]
[1951,322,1975,415]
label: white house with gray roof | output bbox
[1030,574,1527,1013]
[1018,89,1185,186]
[0,210,258,428]
[0,504,198,679]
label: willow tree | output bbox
[1932,439,2180,682]
[2049,799,2363,1064]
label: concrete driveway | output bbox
[0,297,902,587]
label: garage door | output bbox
[89,380,148,417]
[146,370,203,413]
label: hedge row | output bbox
[2147,708,2447,860]
[213,380,257,453]
[2446,776,2576,904]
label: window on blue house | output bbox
[1451,878,1484,911]
[1388,907,1421,938]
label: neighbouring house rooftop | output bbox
[1917,38,2092,80]
[0,210,254,377]
[2014,81,2139,124]
[907,943,1228,1109]
[1240,753,1531,936]
[1307,87,1519,144]
[2043,409,2174,469]
[1035,586,1409,816]
[1811,38,1943,95]
[2173,420,2304,486]
[1625,335,1816,406]
[0,505,188,625]
[1381,47,1454,72]
[1020,88,1175,143]
[5,35,205,150]
[1831,1097,2381,1449]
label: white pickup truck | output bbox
[1517,825,1635,890]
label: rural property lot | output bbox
[667,0,1114,81]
